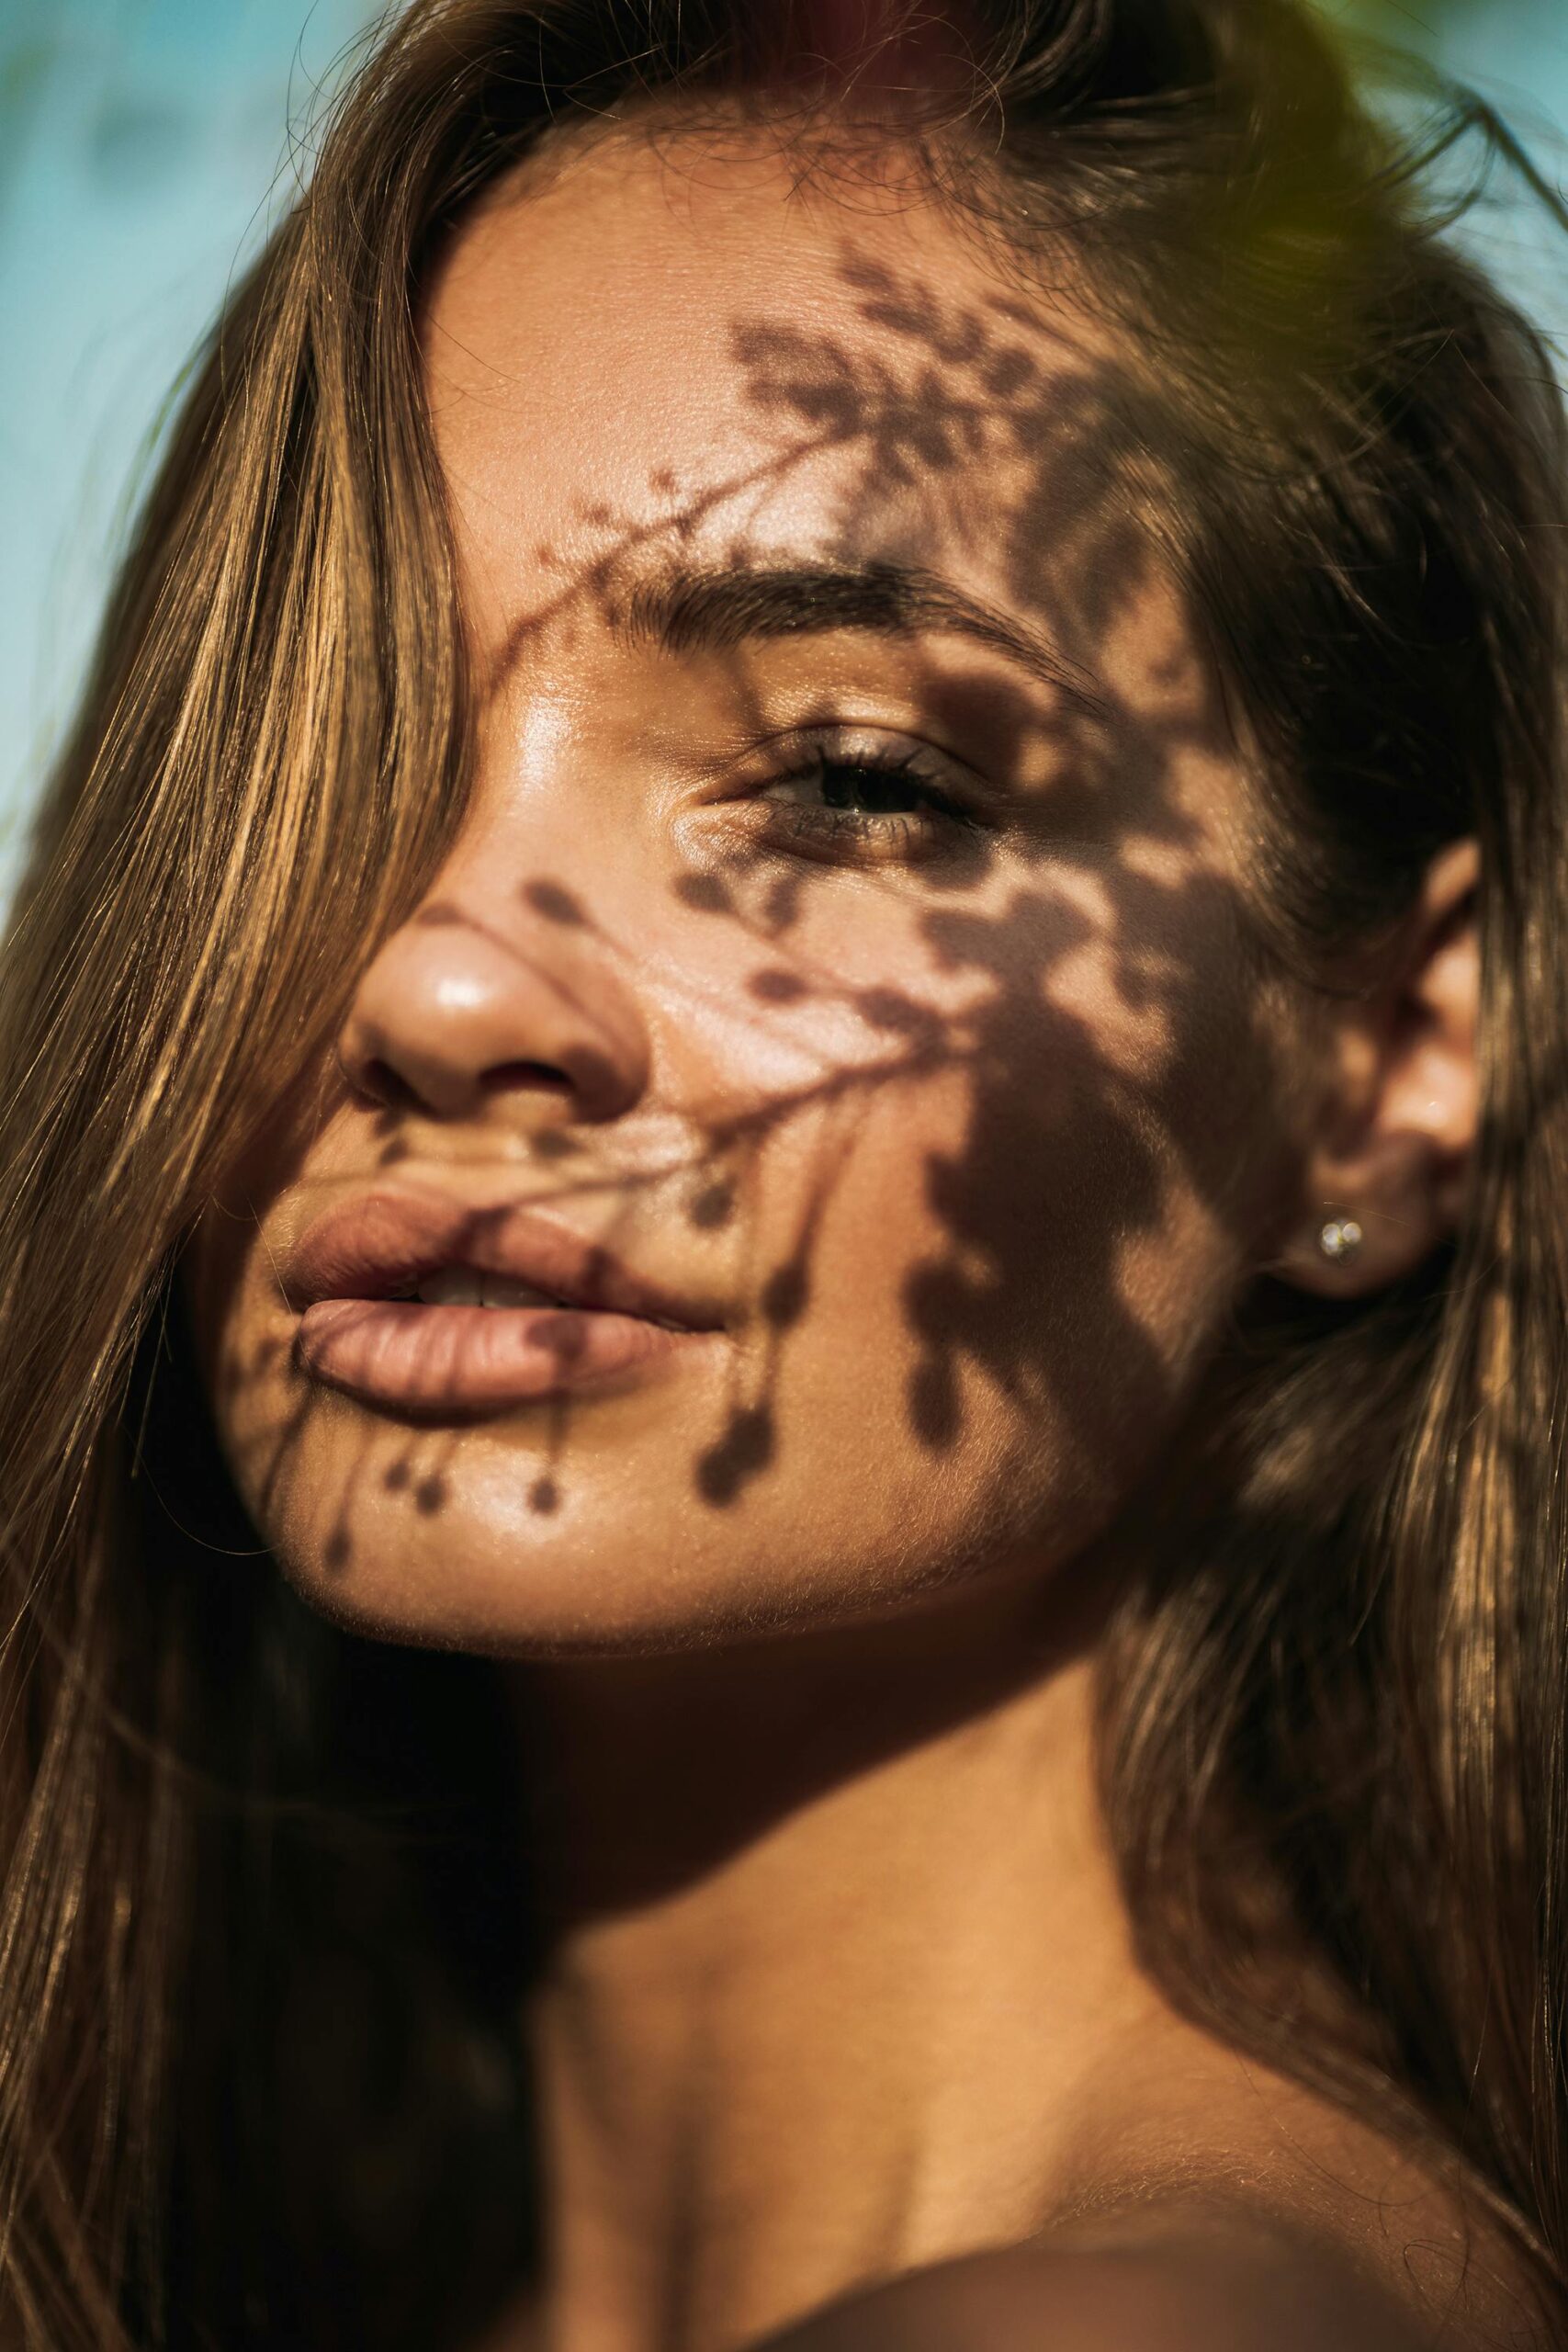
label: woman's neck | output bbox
[495,1567,1248,2352]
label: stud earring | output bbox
[1317,1213,1364,1264]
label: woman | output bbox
[1,0,1563,2344]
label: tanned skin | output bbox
[189,126,1515,2352]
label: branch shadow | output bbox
[199,244,1283,1847]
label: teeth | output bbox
[412,1269,563,1309]
[479,1274,563,1310]
[400,1270,687,1322]
[415,1269,483,1306]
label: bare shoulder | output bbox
[751,2210,1450,2352]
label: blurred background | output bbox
[2,0,1565,909]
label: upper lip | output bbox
[280,1188,727,1333]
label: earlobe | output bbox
[1279,838,1479,1300]
[1280,1144,1453,1296]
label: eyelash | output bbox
[750,739,987,864]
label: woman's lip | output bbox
[282,1188,726,1333]
[297,1297,721,1416]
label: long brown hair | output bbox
[2,2,1564,2343]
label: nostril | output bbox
[480,1058,575,1095]
[360,1056,422,1111]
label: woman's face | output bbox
[186,130,1311,1654]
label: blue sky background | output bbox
[3,0,1566,909]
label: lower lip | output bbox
[296,1298,716,1415]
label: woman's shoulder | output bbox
[750,2197,1529,2352]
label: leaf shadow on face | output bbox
[164,247,1300,1883]
[252,249,1283,1574]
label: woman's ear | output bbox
[1277,837,1479,1297]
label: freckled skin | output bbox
[185,131,1303,1658]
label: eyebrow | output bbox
[613,558,1112,719]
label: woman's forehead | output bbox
[417,127,1175,678]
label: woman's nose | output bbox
[337,897,651,1125]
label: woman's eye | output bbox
[749,747,987,865]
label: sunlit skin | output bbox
[185,127,1495,2352]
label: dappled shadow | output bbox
[195,246,1280,1838]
